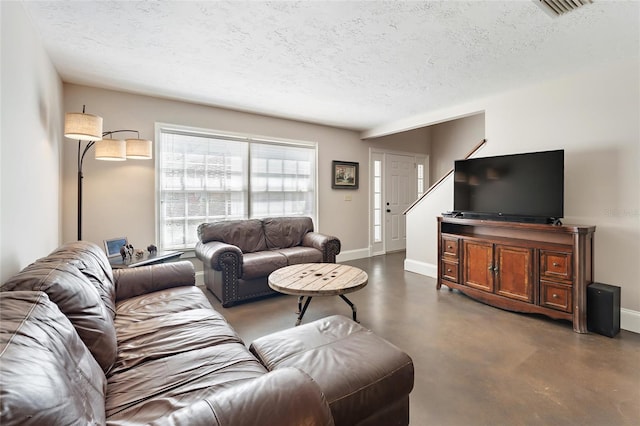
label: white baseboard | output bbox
[337,248,370,262]
[621,308,640,334]
[404,259,437,278]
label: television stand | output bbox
[437,217,595,333]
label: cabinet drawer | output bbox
[442,237,459,258]
[540,281,572,313]
[441,259,459,283]
[540,250,572,281]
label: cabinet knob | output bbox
[552,293,559,299]
[447,246,452,250]
[447,268,452,273]
[553,262,560,267]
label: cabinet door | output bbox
[495,245,534,302]
[463,240,494,292]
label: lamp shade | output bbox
[64,112,103,141]
[95,139,126,161]
[126,138,153,159]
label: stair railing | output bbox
[403,138,487,215]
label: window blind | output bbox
[157,126,316,250]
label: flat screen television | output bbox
[453,149,564,223]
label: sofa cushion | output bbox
[242,251,288,280]
[112,286,244,375]
[105,343,268,424]
[0,291,106,425]
[47,241,117,319]
[198,219,267,253]
[250,315,414,426]
[277,246,324,264]
[1,258,118,373]
[263,216,314,249]
[147,367,335,426]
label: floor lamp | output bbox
[64,106,153,240]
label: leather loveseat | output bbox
[0,241,333,425]
[196,216,341,307]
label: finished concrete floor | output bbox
[201,252,640,426]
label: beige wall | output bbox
[429,113,485,184]
[367,127,431,156]
[0,2,64,282]
[62,84,422,258]
[394,61,640,330]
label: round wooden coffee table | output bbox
[268,263,368,325]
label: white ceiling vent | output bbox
[533,0,593,18]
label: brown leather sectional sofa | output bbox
[196,216,341,307]
[0,241,413,425]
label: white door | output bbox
[385,154,416,252]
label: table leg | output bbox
[339,295,359,323]
[296,296,313,326]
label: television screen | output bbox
[453,149,564,221]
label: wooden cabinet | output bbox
[463,240,494,292]
[494,244,534,303]
[437,217,595,333]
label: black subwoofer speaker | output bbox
[587,283,620,337]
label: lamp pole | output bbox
[75,129,141,240]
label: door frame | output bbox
[369,147,427,256]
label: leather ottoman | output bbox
[249,315,414,426]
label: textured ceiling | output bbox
[23,1,640,131]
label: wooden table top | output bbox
[268,263,368,296]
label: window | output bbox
[373,159,382,243]
[157,125,316,250]
[417,164,425,198]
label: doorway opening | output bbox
[369,149,426,256]
[367,112,485,256]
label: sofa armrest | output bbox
[195,241,242,274]
[113,261,195,302]
[148,368,334,426]
[303,232,341,263]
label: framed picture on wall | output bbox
[332,161,359,189]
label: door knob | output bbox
[386,209,391,213]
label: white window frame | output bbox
[155,123,318,251]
